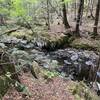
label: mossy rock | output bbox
[42,35,74,51]
[69,81,99,100]
[71,38,99,51]
[10,29,33,40]
[31,61,42,79]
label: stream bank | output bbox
[0,34,100,99]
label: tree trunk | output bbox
[74,0,77,20]
[75,0,84,37]
[47,0,50,30]
[62,0,70,29]
[0,14,5,25]
[93,0,100,36]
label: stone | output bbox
[11,50,30,60]
[71,53,79,61]
[20,40,27,44]
[85,61,94,66]
[97,72,100,83]
[31,61,42,79]
[96,82,100,91]
[0,43,7,48]
[64,60,71,65]
[97,72,100,77]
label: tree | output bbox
[93,0,100,36]
[0,0,11,25]
[46,0,50,30]
[75,0,84,37]
[62,0,70,29]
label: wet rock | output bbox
[71,53,78,61]
[11,50,30,60]
[0,43,7,48]
[50,48,99,81]
[64,60,71,65]
[23,43,34,49]
[1,36,21,44]
[19,40,27,44]
[97,72,100,83]
[96,82,100,95]
[31,61,41,79]
[85,61,94,66]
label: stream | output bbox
[30,48,99,81]
[0,36,100,83]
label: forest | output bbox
[0,0,100,100]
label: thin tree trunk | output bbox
[89,0,95,19]
[47,0,50,30]
[62,0,70,29]
[93,0,100,36]
[0,14,5,25]
[75,0,84,37]
[74,0,77,20]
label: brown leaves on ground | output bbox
[3,72,74,100]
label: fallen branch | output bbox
[0,27,21,36]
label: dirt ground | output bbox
[3,72,75,100]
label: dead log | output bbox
[0,27,21,36]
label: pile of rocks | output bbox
[50,48,99,81]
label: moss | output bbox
[10,30,33,40]
[42,69,59,79]
[69,81,99,100]
[71,38,99,51]
[42,35,74,51]
[71,44,96,50]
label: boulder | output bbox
[50,48,99,81]
[31,61,41,79]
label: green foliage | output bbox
[10,0,38,17]
[43,70,59,79]
[10,30,33,40]
[0,0,10,15]
[69,81,99,100]
[15,81,31,96]
[64,0,73,3]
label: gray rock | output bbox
[20,40,27,44]
[71,53,79,61]
[97,72,100,77]
[0,43,7,48]
[64,60,71,65]
[85,61,94,66]
[11,50,30,60]
[96,82,100,91]
[97,72,100,83]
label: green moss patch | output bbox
[71,38,100,51]
[68,81,99,100]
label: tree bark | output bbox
[0,14,5,25]
[47,0,50,30]
[93,0,100,36]
[75,0,84,37]
[62,0,70,29]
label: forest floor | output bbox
[0,13,100,100]
[3,72,75,100]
